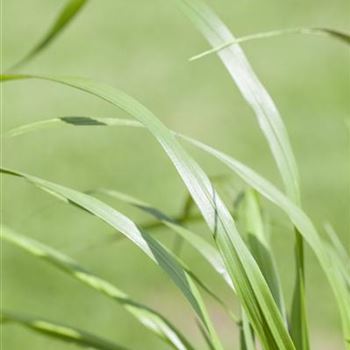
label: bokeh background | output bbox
[2,0,349,349]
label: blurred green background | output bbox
[2,0,349,349]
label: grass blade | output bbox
[1,310,130,350]
[1,225,195,350]
[174,1,307,346]
[190,27,350,61]
[8,0,88,70]
[0,168,223,350]
[324,224,350,289]
[175,0,300,202]
[3,117,140,138]
[3,112,349,346]
[4,114,349,297]
[92,188,235,292]
[324,223,349,263]
[180,135,350,347]
[243,189,286,321]
[240,308,256,350]
[1,74,294,350]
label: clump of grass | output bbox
[1,0,349,349]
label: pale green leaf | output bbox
[9,0,88,70]
[1,225,194,350]
[190,27,350,61]
[0,74,294,350]
[0,167,223,350]
[1,310,130,350]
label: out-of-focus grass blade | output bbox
[0,225,195,350]
[243,190,286,321]
[240,308,255,350]
[1,75,294,350]
[180,135,350,346]
[4,114,349,293]
[324,224,350,288]
[1,310,130,350]
[4,117,140,138]
[170,174,237,255]
[174,1,307,347]
[0,169,223,350]
[9,0,88,70]
[324,223,349,263]
[190,27,350,61]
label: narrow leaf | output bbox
[243,189,286,320]
[0,167,223,350]
[4,110,349,346]
[190,27,350,61]
[1,225,194,350]
[9,0,88,70]
[174,1,307,346]
[1,310,130,350]
[92,188,235,292]
[1,74,294,350]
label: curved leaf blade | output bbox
[190,27,350,61]
[1,225,195,350]
[1,74,294,350]
[4,111,349,345]
[243,190,286,320]
[9,0,88,70]
[174,1,308,346]
[92,188,235,292]
[0,167,223,350]
[1,310,130,350]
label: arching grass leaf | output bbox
[9,0,88,70]
[1,225,195,350]
[1,310,130,350]
[91,188,235,292]
[240,308,256,350]
[190,27,350,61]
[174,0,300,202]
[174,1,307,346]
[4,113,349,324]
[0,74,294,350]
[3,109,349,347]
[243,190,286,320]
[0,167,223,350]
[180,134,350,345]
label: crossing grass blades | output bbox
[1,0,350,349]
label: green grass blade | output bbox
[196,320,216,350]
[189,27,350,61]
[0,168,223,350]
[174,1,308,346]
[180,135,350,347]
[0,75,294,350]
[0,225,195,350]
[324,224,350,289]
[93,187,241,323]
[9,0,88,70]
[240,308,256,350]
[4,111,349,346]
[1,310,130,350]
[175,0,300,202]
[3,117,140,138]
[324,223,350,263]
[243,190,286,321]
